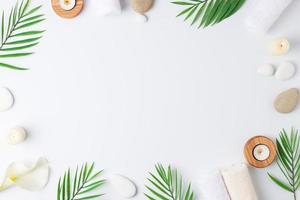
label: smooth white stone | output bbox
[257,64,275,77]
[275,62,296,81]
[59,0,76,11]
[0,87,14,112]
[8,127,27,145]
[110,174,137,198]
[135,13,148,23]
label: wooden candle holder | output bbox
[244,136,276,168]
[52,0,84,18]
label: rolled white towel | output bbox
[221,163,258,200]
[198,171,230,200]
[90,0,122,16]
[245,0,294,33]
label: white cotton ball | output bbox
[8,127,27,145]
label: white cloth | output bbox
[245,0,294,33]
[198,171,230,200]
[221,163,258,200]
[90,0,121,16]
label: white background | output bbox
[0,0,300,199]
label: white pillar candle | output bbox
[253,144,270,161]
[221,163,258,200]
[270,38,290,55]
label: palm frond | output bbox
[268,128,300,200]
[57,162,106,200]
[0,0,45,70]
[145,164,194,200]
[172,0,246,28]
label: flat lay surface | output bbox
[0,0,300,199]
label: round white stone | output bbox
[275,62,296,81]
[135,13,148,23]
[0,87,14,112]
[257,64,275,77]
[59,0,76,11]
[110,174,137,198]
[8,127,27,145]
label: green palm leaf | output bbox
[57,162,106,200]
[268,128,300,200]
[0,0,45,70]
[145,164,194,200]
[172,0,246,28]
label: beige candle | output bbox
[270,38,290,55]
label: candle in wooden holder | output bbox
[52,0,84,18]
[244,136,276,168]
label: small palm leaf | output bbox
[172,0,246,28]
[145,164,194,200]
[268,128,300,200]
[0,0,45,70]
[57,162,106,200]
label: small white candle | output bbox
[253,144,270,161]
[59,0,76,11]
[269,38,290,56]
[8,127,27,145]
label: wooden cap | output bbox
[244,136,276,168]
[52,0,84,19]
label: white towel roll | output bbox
[245,0,293,33]
[221,163,258,200]
[90,0,122,16]
[198,171,230,200]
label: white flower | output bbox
[0,157,50,191]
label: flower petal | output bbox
[14,158,50,191]
[0,160,33,191]
[0,157,50,191]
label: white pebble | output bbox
[110,174,137,198]
[275,62,296,81]
[135,13,148,23]
[8,127,27,145]
[257,64,275,77]
[0,87,14,112]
